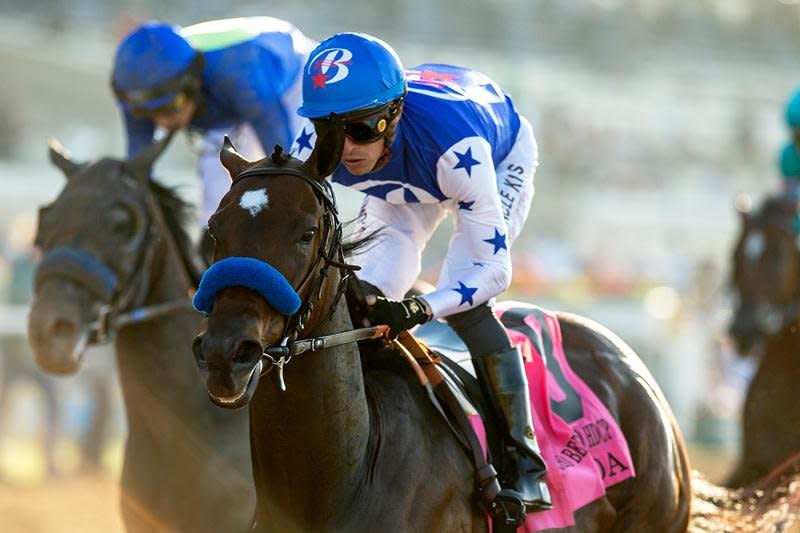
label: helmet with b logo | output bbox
[297,32,406,119]
[111,22,204,116]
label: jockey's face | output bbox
[340,114,400,175]
[341,135,385,175]
[151,98,197,131]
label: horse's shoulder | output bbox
[360,342,466,438]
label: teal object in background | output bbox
[786,90,800,128]
[779,143,800,179]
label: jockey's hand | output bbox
[366,295,432,338]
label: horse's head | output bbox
[728,194,800,355]
[27,136,172,374]
[192,123,345,409]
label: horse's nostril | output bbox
[232,340,263,367]
[192,336,207,367]
[51,318,77,338]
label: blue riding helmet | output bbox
[112,22,202,111]
[786,90,800,129]
[297,32,406,119]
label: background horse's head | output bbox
[728,194,800,355]
[27,136,183,374]
[192,124,344,408]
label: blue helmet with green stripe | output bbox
[112,22,203,111]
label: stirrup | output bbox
[492,488,527,526]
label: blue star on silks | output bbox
[458,200,475,211]
[295,127,313,155]
[453,282,478,306]
[453,147,481,176]
[483,229,507,255]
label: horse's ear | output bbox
[301,121,344,181]
[128,131,175,183]
[219,136,250,180]
[735,193,752,219]
[47,138,81,178]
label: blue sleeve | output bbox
[122,110,155,159]
[227,57,293,153]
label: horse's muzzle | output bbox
[28,292,89,375]
[193,333,264,410]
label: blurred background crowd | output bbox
[2,0,799,528]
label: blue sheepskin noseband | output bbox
[193,256,301,316]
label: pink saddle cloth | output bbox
[474,302,636,531]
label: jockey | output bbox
[111,17,316,231]
[291,33,551,511]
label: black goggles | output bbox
[114,53,204,117]
[130,92,192,120]
[313,98,403,144]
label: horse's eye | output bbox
[300,229,317,243]
[109,205,136,241]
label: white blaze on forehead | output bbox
[240,188,269,217]
[744,231,765,261]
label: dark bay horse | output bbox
[726,194,800,487]
[191,127,692,532]
[27,139,254,532]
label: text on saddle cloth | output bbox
[414,302,636,531]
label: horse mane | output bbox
[342,223,382,259]
[147,179,198,279]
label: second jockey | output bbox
[291,32,551,513]
[111,17,316,231]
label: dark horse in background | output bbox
[727,194,800,487]
[191,123,692,532]
[27,138,254,532]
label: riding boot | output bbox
[473,346,552,511]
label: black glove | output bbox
[367,295,431,338]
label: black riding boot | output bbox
[473,347,552,511]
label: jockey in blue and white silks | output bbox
[112,17,316,225]
[291,32,551,514]
[292,61,535,320]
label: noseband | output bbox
[193,156,386,390]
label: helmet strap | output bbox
[370,99,404,172]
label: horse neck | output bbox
[114,228,205,428]
[249,293,371,524]
[763,321,800,370]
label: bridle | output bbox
[34,167,196,346]
[221,154,386,390]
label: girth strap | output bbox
[396,331,502,512]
